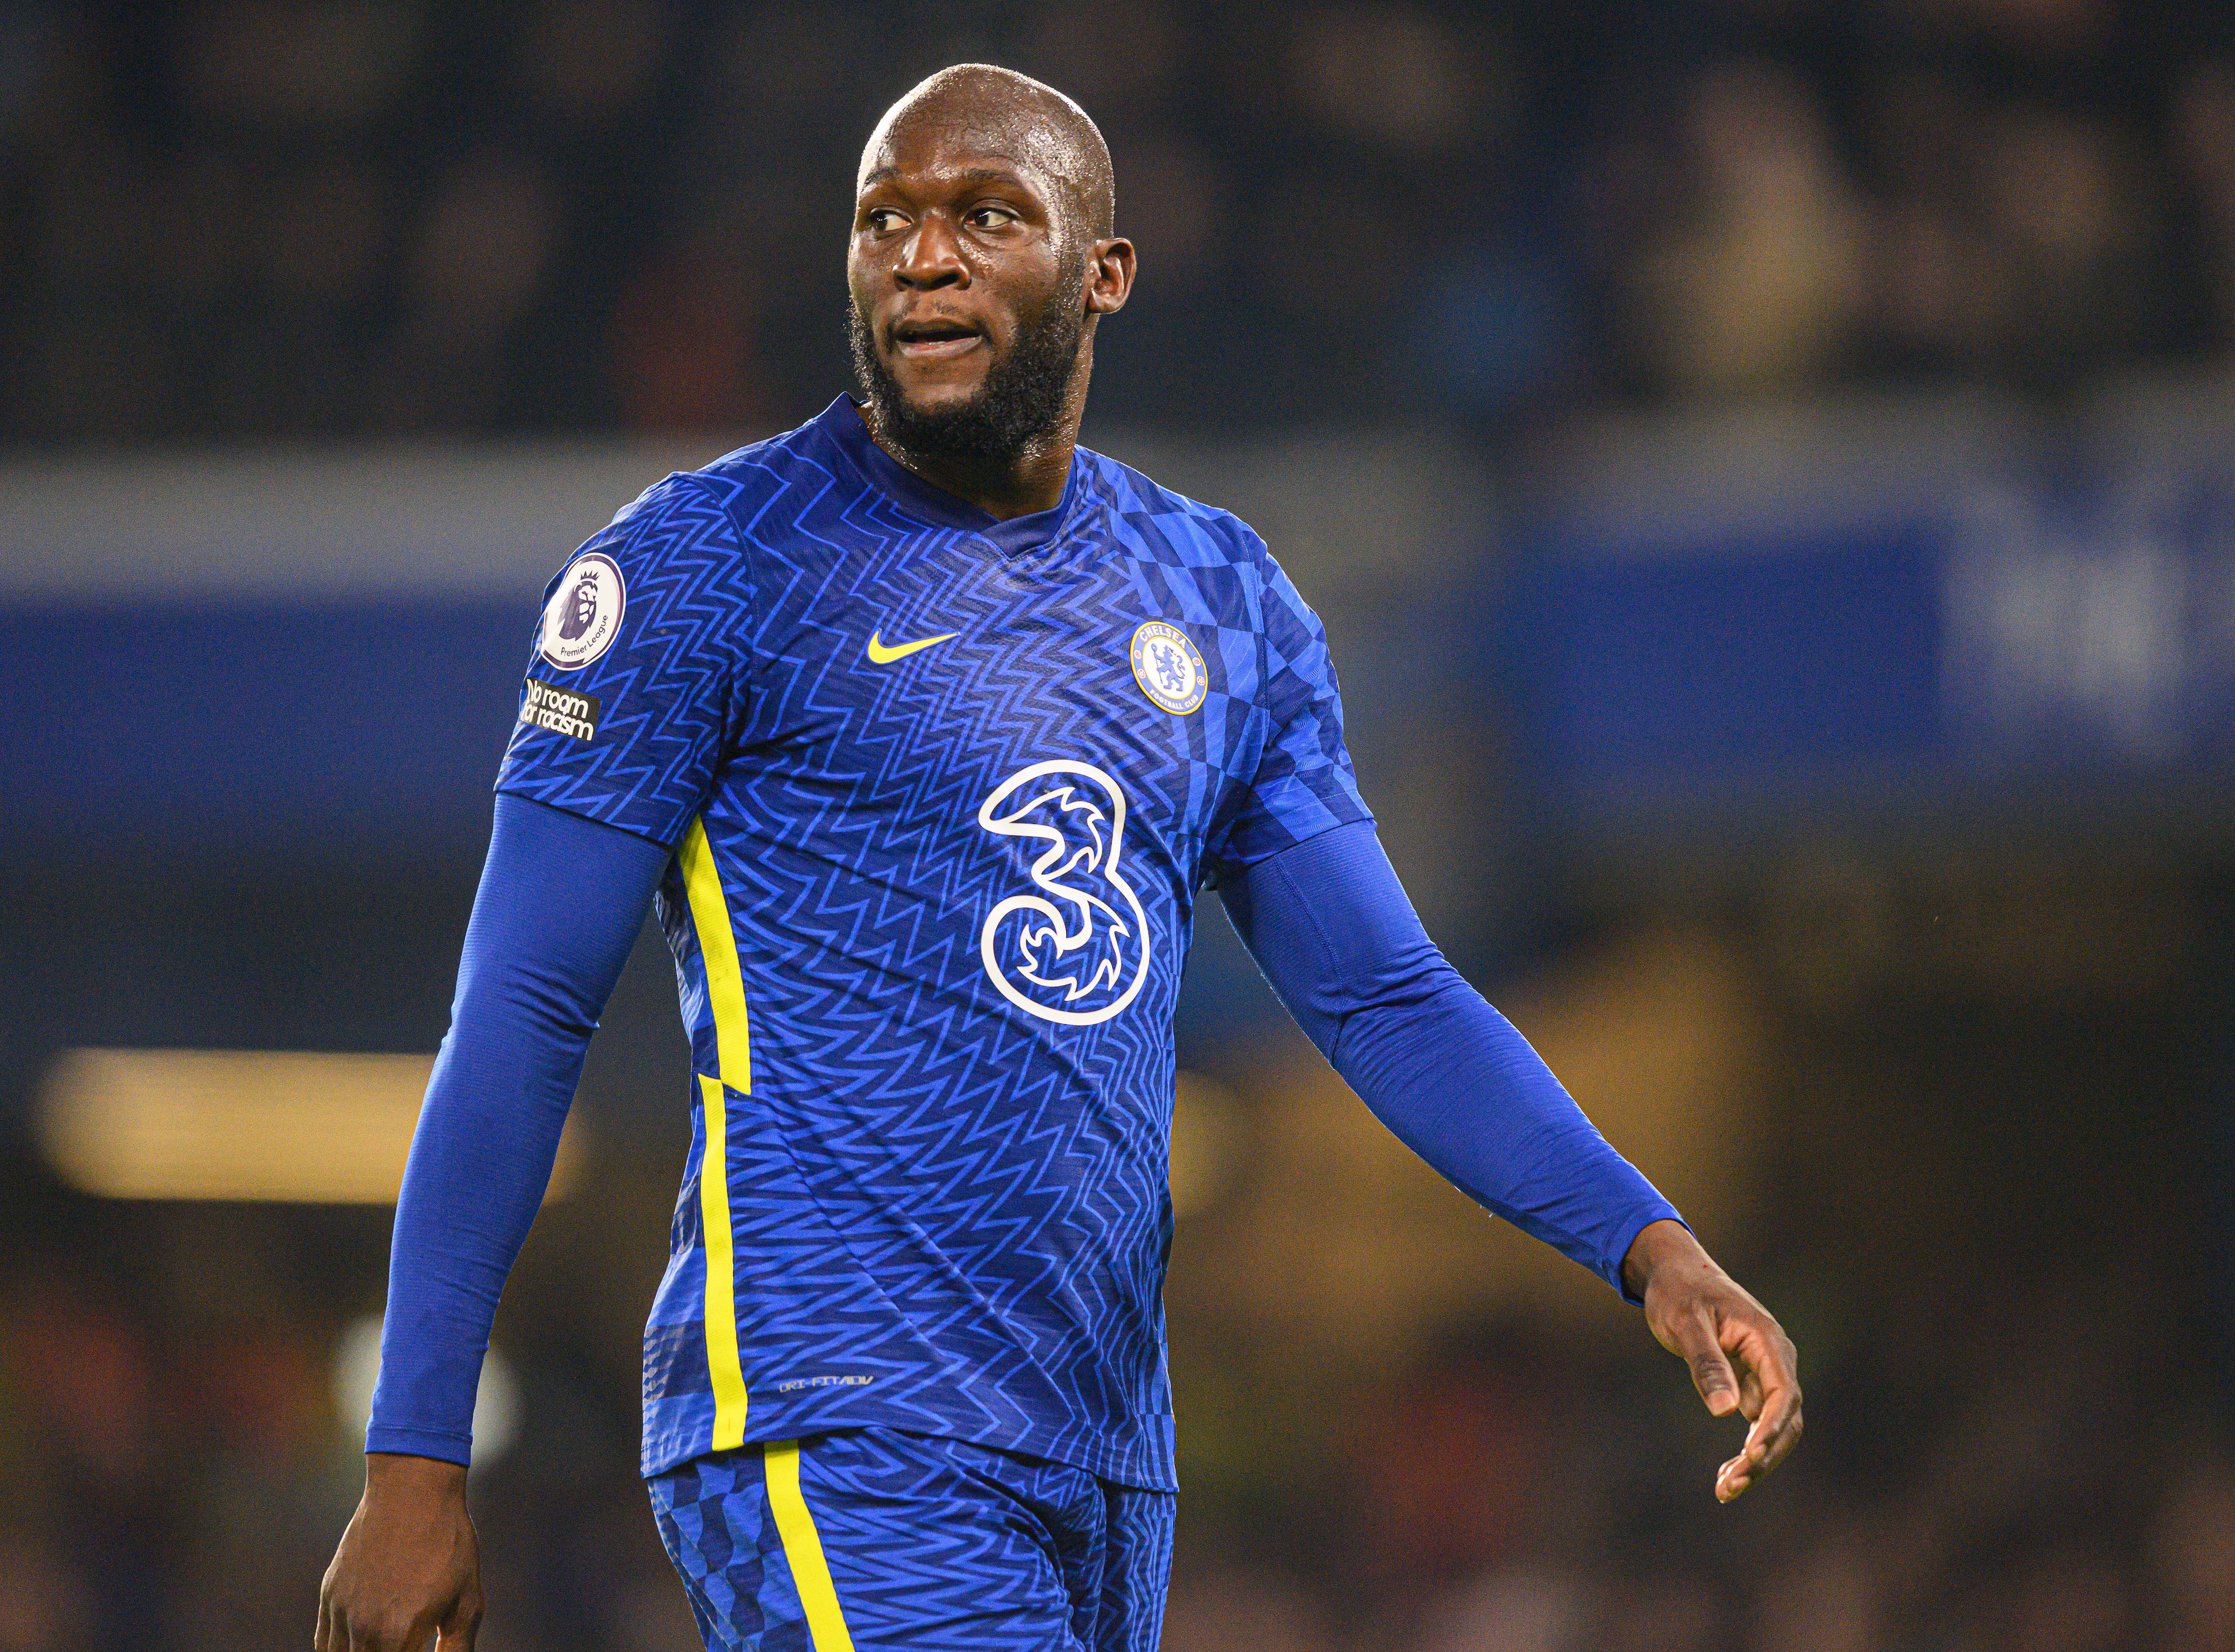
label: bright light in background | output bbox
[35,1048,585,1203]
[333,1312,520,1465]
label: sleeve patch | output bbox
[519,678,602,742]
[539,551,626,669]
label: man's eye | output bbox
[970,207,1017,229]
[865,208,905,233]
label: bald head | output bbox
[846,62,1136,497]
[860,64,1114,246]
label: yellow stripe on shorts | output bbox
[764,1440,857,1652]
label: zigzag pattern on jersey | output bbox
[649,1432,1175,1652]
[649,441,1199,1484]
[497,472,761,849]
[497,401,1371,1492]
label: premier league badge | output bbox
[539,552,625,670]
[1129,620,1208,716]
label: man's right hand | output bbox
[318,1452,483,1651]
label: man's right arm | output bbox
[318,792,670,1652]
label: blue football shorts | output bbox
[646,1429,1176,1652]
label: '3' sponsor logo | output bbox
[976,761,1150,1026]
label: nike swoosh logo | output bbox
[865,628,960,665]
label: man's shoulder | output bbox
[1078,447,1269,570]
[670,413,847,522]
[591,414,843,560]
[685,410,845,499]
[1077,450,1337,653]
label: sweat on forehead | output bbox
[859,64,1115,240]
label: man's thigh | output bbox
[647,1430,1173,1652]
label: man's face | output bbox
[846,116,1083,438]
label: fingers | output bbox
[1669,1305,1742,1417]
[1717,1389,1802,1501]
[1735,1353,1766,1420]
[1642,1251,1804,1503]
[1713,1319,1803,1503]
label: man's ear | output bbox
[1087,237,1136,315]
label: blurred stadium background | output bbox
[5,2,2235,1648]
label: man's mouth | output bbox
[888,316,984,361]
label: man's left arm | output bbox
[1221,819,1802,1501]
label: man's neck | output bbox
[854,401,1078,521]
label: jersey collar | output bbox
[813,396,1087,558]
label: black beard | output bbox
[847,287,1086,468]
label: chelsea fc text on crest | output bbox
[540,551,626,670]
[1128,621,1208,715]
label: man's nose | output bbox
[896,214,967,289]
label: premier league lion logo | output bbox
[539,551,625,670]
[558,565,601,642]
[977,760,1151,1026]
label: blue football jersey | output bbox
[496,397,1371,1489]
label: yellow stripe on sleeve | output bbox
[679,815,751,1449]
[764,1440,857,1652]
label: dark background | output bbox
[4,4,2235,1650]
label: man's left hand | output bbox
[1622,1219,1803,1502]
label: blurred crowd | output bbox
[7,0,2235,444]
[3,1216,2230,1652]
[1162,1308,2235,1652]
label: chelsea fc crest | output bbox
[1129,621,1208,716]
